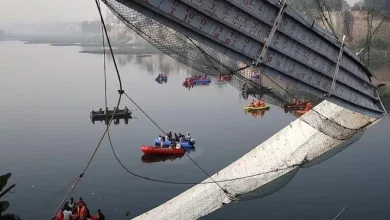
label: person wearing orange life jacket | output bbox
[77,203,88,220]
[259,100,265,107]
[249,99,255,107]
[305,102,312,111]
[56,209,63,220]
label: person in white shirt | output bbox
[63,207,73,220]
[68,197,75,209]
[186,133,191,141]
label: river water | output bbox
[0,41,389,219]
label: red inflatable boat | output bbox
[141,145,185,155]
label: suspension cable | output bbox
[52,0,123,217]
[26,177,78,220]
[121,92,227,193]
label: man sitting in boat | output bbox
[98,108,103,114]
[167,131,172,140]
[186,133,191,141]
[249,99,255,107]
[174,133,179,141]
[170,141,176,149]
[158,135,164,147]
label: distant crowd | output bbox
[55,197,105,220]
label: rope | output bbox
[52,0,123,217]
[107,127,302,184]
[121,92,227,193]
[26,177,78,220]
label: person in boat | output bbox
[186,133,191,142]
[63,206,73,220]
[77,203,88,220]
[68,197,75,210]
[259,100,265,107]
[161,136,166,146]
[167,131,172,140]
[174,133,179,141]
[170,141,176,149]
[76,197,86,207]
[249,99,255,107]
[96,209,105,220]
[176,142,182,149]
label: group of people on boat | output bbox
[182,75,209,88]
[156,73,168,84]
[158,132,192,143]
[156,73,168,79]
[157,132,192,149]
[249,99,266,108]
[55,197,105,220]
[91,106,130,115]
[282,98,313,115]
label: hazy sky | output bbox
[0,0,360,25]
[0,0,107,25]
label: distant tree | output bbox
[357,0,390,11]
[80,21,101,35]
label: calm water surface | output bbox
[0,41,389,219]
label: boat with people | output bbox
[55,197,105,220]
[155,73,168,83]
[155,132,195,148]
[282,98,309,110]
[90,106,131,121]
[182,74,211,88]
[245,99,270,111]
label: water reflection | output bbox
[106,54,196,75]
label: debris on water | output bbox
[31,185,34,188]
[92,192,95,195]
[125,211,131,216]
[98,197,101,200]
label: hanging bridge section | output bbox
[104,0,385,118]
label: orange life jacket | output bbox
[79,206,87,218]
[56,210,63,220]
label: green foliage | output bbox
[0,173,15,215]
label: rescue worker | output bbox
[68,197,75,210]
[250,99,255,107]
[96,209,105,220]
[77,203,88,220]
[186,133,191,141]
[259,100,265,107]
